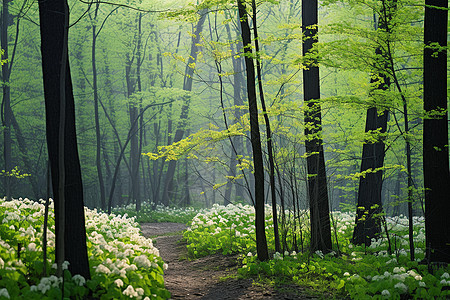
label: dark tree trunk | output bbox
[352,108,388,246]
[352,3,392,247]
[423,0,450,263]
[251,0,280,253]
[237,0,269,261]
[302,0,333,252]
[2,0,12,200]
[162,9,208,206]
[38,0,90,278]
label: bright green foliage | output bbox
[0,198,170,299]
[184,204,450,298]
[1,166,30,179]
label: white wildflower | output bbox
[441,272,450,279]
[394,282,408,293]
[381,290,390,297]
[62,261,70,270]
[115,279,124,288]
[123,285,138,298]
[27,243,37,252]
[273,252,282,260]
[72,275,85,286]
[136,288,144,296]
[343,272,350,277]
[95,264,111,274]
[419,281,426,287]
[134,255,151,268]
[0,288,9,299]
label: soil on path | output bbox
[141,223,321,300]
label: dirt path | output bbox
[141,223,320,300]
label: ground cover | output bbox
[113,203,204,224]
[183,203,450,299]
[0,198,169,299]
[141,223,320,299]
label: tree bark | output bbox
[352,3,392,247]
[251,0,280,253]
[2,0,12,200]
[302,0,333,253]
[423,0,450,263]
[237,0,269,261]
[38,0,90,278]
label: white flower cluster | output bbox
[0,288,10,299]
[30,275,63,294]
[440,273,450,285]
[0,197,167,299]
[122,285,145,299]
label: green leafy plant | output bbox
[0,197,170,299]
[184,203,450,298]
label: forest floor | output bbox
[140,223,323,300]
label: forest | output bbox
[0,0,449,298]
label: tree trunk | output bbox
[302,0,332,253]
[352,3,392,247]
[224,14,245,206]
[237,0,269,261]
[91,2,106,210]
[423,0,450,263]
[162,9,208,206]
[38,0,90,278]
[2,0,12,200]
[352,108,388,246]
[251,0,281,253]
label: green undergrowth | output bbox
[0,198,170,300]
[183,203,450,299]
[112,202,203,224]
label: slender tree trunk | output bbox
[224,16,245,206]
[251,0,280,253]
[2,0,12,200]
[302,0,332,253]
[237,0,269,261]
[162,9,208,206]
[133,13,143,211]
[38,0,90,278]
[423,0,450,263]
[91,2,106,210]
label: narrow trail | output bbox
[141,223,320,300]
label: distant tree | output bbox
[302,0,332,252]
[162,8,208,206]
[38,0,90,278]
[423,0,450,263]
